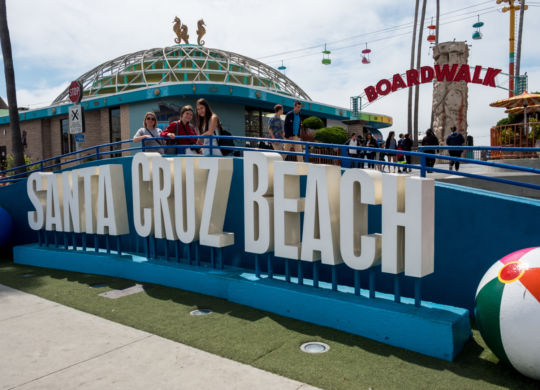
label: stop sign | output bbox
[68,81,83,103]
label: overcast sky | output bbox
[1,0,539,144]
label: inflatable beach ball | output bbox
[475,247,540,380]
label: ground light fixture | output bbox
[300,341,330,354]
[21,273,34,278]
[189,308,213,316]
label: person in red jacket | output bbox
[160,105,199,154]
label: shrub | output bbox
[496,113,520,127]
[496,117,511,126]
[303,116,324,130]
[5,154,39,174]
[528,123,540,140]
[314,126,348,145]
[498,128,515,145]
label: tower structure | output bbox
[431,42,469,142]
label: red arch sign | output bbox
[364,64,502,103]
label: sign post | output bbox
[68,81,84,151]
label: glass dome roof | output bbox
[53,44,311,104]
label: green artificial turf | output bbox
[0,260,538,390]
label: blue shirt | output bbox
[293,113,300,136]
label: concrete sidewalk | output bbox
[0,284,318,390]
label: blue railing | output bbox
[2,135,540,192]
[3,135,540,308]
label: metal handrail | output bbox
[1,135,540,191]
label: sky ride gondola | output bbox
[427,20,436,43]
[472,15,484,40]
[322,44,331,65]
[361,43,371,64]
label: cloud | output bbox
[16,84,67,109]
[2,0,539,145]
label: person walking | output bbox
[385,131,398,173]
[364,132,378,169]
[446,126,465,171]
[284,101,304,162]
[378,139,386,171]
[402,133,413,173]
[268,104,285,152]
[421,128,439,172]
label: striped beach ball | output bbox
[475,247,540,380]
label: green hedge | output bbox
[314,126,348,144]
[303,116,324,130]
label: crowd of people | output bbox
[132,99,467,174]
[343,127,466,173]
[134,98,307,160]
[133,97,225,156]
[345,131,415,173]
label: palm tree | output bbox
[413,0,427,146]
[408,0,420,137]
[0,0,24,171]
[436,0,440,44]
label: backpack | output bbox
[217,122,234,156]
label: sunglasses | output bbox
[146,117,156,121]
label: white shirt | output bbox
[348,139,358,154]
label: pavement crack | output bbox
[8,334,154,389]
[0,304,61,323]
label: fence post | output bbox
[95,146,100,160]
[304,142,310,163]
[40,161,44,172]
[209,135,214,156]
[420,152,427,178]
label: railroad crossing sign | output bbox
[69,104,84,134]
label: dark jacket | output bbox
[446,132,465,146]
[402,137,413,151]
[446,131,465,157]
[422,134,439,146]
[284,110,297,138]
[422,133,439,154]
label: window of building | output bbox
[109,108,121,156]
[60,118,75,155]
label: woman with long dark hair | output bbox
[364,132,378,169]
[195,98,222,156]
[385,131,398,173]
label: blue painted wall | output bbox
[2,156,540,312]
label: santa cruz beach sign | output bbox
[21,151,472,361]
[26,152,434,277]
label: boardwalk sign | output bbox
[364,64,502,103]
